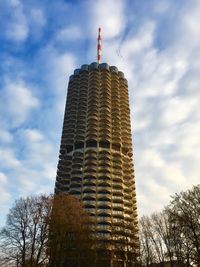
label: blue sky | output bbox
[0,0,200,226]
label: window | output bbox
[66,145,73,153]
[86,140,97,148]
[75,142,84,149]
[99,140,110,148]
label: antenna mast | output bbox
[97,27,102,63]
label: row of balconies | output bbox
[67,97,129,109]
[84,203,135,214]
[64,116,131,130]
[56,160,133,177]
[70,179,113,188]
[66,186,133,199]
[68,79,127,94]
[71,110,129,121]
[56,177,134,194]
[79,76,89,82]
[67,87,79,94]
[78,78,88,84]
[61,146,132,160]
[57,155,134,173]
[89,84,109,91]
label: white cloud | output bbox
[0,172,7,184]
[135,147,187,215]
[0,172,11,224]
[0,130,13,143]
[7,21,28,42]
[52,53,76,85]
[88,0,126,39]
[9,0,21,7]
[29,8,46,28]
[154,1,169,14]
[160,96,198,126]
[27,7,47,40]
[0,172,10,209]
[55,26,83,42]
[18,128,56,166]
[123,21,155,57]
[0,80,39,127]
[0,149,22,169]
[180,1,200,49]
[5,0,29,42]
[12,128,58,194]
[23,129,44,142]
[172,122,200,160]
[37,46,76,92]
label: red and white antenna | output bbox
[97,27,102,63]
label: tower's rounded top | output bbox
[74,62,125,75]
[69,62,127,84]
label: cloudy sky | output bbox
[0,0,200,226]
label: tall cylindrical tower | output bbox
[55,62,139,266]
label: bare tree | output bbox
[139,185,200,267]
[0,194,52,267]
[139,215,158,266]
[168,185,200,266]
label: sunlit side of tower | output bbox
[55,29,139,267]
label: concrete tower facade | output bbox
[55,62,139,266]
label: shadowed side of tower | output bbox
[55,62,139,267]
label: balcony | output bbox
[99,134,112,141]
[84,167,96,175]
[84,158,98,166]
[98,180,111,187]
[97,185,111,192]
[73,151,84,158]
[97,193,111,201]
[124,193,132,201]
[112,137,121,144]
[97,208,111,216]
[113,210,123,217]
[69,187,81,194]
[83,193,96,201]
[112,183,123,190]
[97,200,111,208]
[57,169,70,177]
[71,177,82,183]
[71,169,82,176]
[83,181,96,187]
[112,164,122,171]
[112,203,123,211]
[71,162,82,169]
[86,133,98,140]
[112,190,123,197]
[99,168,112,176]
[112,218,124,225]
[112,176,123,183]
[70,180,81,187]
[58,165,71,173]
[97,224,112,233]
[99,162,111,169]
